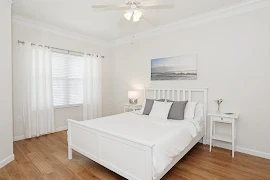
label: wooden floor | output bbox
[1,131,270,180]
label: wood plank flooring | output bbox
[1,131,270,180]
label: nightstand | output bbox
[124,104,142,112]
[208,112,239,157]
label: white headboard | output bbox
[144,88,208,144]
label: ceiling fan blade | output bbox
[141,5,174,9]
[141,0,174,9]
[92,4,127,9]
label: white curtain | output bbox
[21,42,55,138]
[83,54,102,120]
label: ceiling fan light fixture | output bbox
[133,9,142,18]
[133,16,140,22]
[124,10,133,21]
[133,9,142,22]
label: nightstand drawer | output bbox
[124,104,142,112]
[212,117,233,123]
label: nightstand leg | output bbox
[213,121,216,147]
[213,121,216,135]
[210,117,213,152]
[232,119,235,158]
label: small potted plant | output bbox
[214,99,223,112]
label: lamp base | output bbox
[129,99,138,105]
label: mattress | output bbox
[81,112,202,179]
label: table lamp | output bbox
[128,91,139,104]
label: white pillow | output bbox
[149,101,173,120]
[194,103,204,130]
[194,103,204,119]
[184,102,199,119]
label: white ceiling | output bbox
[12,0,247,41]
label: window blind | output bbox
[52,52,84,107]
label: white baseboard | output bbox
[205,140,270,160]
[55,126,68,132]
[237,146,270,159]
[13,135,25,142]
[0,154,14,168]
[13,126,68,142]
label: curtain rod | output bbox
[17,40,105,58]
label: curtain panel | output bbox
[83,54,102,120]
[20,42,55,138]
[19,42,102,138]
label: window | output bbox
[52,52,84,107]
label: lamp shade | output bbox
[128,91,139,99]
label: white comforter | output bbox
[81,112,200,179]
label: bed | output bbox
[67,88,208,180]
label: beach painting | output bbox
[151,55,197,81]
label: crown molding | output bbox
[12,15,113,47]
[11,0,26,4]
[12,0,270,47]
[113,0,270,45]
[10,0,19,4]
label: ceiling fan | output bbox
[92,0,174,23]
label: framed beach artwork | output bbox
[151,55,197,81]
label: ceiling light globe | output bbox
[133,9,142,22]
[124,10,133,20]
[133,9,142,19]
[133,16,140,22]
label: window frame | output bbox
[54,103,82,109]
[51,51,84,108]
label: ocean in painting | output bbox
[151,55,197,81]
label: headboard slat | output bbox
[183,91,186,101]
[188,90,192,101]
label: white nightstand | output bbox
[124,104,142,112]
[208,112,239,157]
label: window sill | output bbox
[54,104,83,109]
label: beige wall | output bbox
[12,22,114,138]
[0,0,13,166]
[11,3,270,158]
[111,7,270,155]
